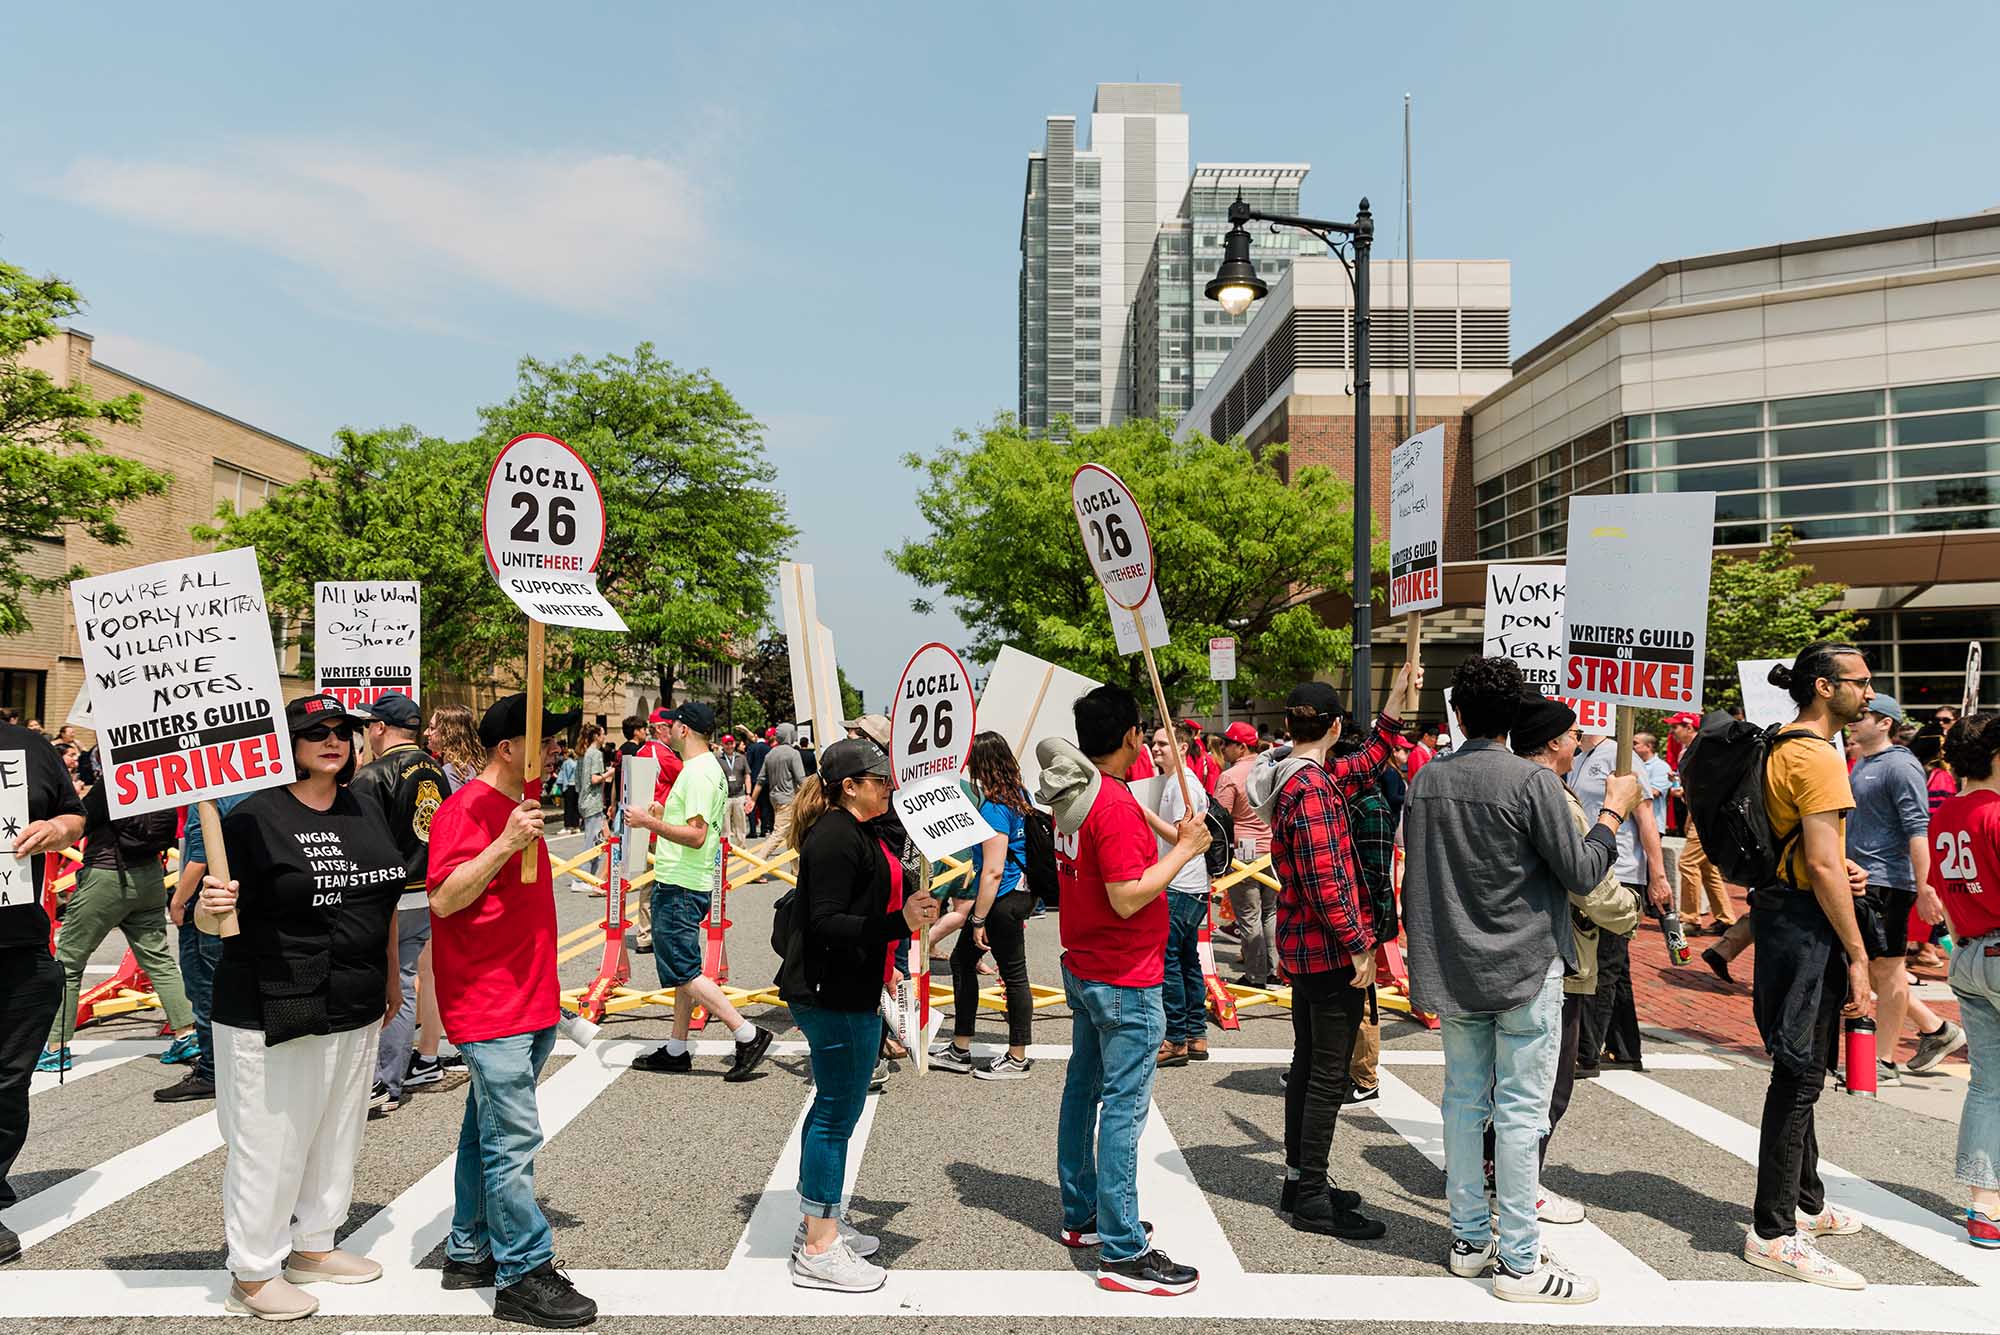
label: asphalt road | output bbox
[11,825,1992,1335]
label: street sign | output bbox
[1070,463,1155,611]
[314,580,420,709]
[481,433,625,631]
[1209,636,1237,682]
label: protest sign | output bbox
[314,581,420,709]
[1107,586,1170,656]
[778,562,846,747]
[1388,425,1445,618]
[482,433,625,632]
[1482,563,1611,732]
[890,642,996,861]
[0,751,31,908]
[1738,659,1792,729]
[1070,463,1154,610]
[65,682,93,729]
[1562,493,1717,712]
[1967,641,1985,717]
[70,547,294,819]
[976,646,1100,793]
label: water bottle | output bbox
[1844,1017,1877,1097]
[1661,908,1692,966]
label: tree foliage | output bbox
[891,416,1381,703]
[1703,526,1866,711]
[739,634,793,727]
[0,260,168,635]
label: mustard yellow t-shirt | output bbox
[1762,730,1853,888]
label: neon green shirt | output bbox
[652,751,726,891]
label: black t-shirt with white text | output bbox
[210,784,404,1037]
[0,723,86,950]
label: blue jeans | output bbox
[1162,893,1209,1044]
[449,1026,557,1284]
[1953,931,2000,1190]
[374,906,430,1098]
[177,918,224,1083]
[580,812,607,880]
[1440,971,1561,1274]
[792,1002,878,1217]
[1057,962,1164,1262]
[650,885,710,987]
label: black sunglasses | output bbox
[294,723,356,744]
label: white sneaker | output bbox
[1742,1229,1865,1289]
[1795,1204,1862,1237]
[1492,1251,1598,1304]
[789,1239,885,1292]
[793,1215,880,1259]
[1537,1189,1586,1225]
[927,1041,975,1075]
[1448,1237,1496,1277]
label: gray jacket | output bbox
[1402,740,1619,1018]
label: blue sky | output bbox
[5,4,1998,706]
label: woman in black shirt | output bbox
[196,693,403,1322]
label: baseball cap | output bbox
[286,692,365,732]
[1868,694,1905,723]
[648,706,674,725]
[819,737,891,785]
[478,693,578,749]
[844,713,892,748]
[1181,718,1204,733]
[1285,681,1342,719]
[1390,733,1415,751]
[1664,711,1701,727]
[663,700,716,734]
[352,691,420,729]
[1223,721,1258,746]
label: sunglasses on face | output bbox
[295,724,355,744]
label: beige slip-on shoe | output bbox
[225,1276,320,1321]
[283,1248,384,1285]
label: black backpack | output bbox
[1018,805,1061,907]
[1203,802,1235,879]
[1680,718,1820,888]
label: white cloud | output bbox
[51,141,709,317]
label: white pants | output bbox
[214,1021,379,1281]
[725,795,749,845]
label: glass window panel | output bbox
[1892,377,2000,414]
[1626,442,1652,469]
[1897,477,2000,509]
[1898,674,2000,708]
[1776,453,1884,488]
[1774,484,1884,517]
[1851,613,1892,644]
[1784,515,1887,538]
[1717,522,1766,545]
[1900,609,2000,640]
[1894,441,2000,478]
[1624,414,1653,440]
[1897,409,2000,446]
[1626,471,1655,493]
[1478,500,1506,527]
[1655,403,1760,436]
[1771,419,1884,456]
[1716,492,1764,520]
[1770,390,1883,425]
[1505,463,1532,493]
[1902,641,1986,673]
[1574,450,1614,487]
[1895,508,2000,534]
[1656,433,1760,467]
[1654,463,1761,493]
[1536,528,1563,556]
[1477,477,1503,502]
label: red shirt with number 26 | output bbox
[1929,789,2000,941]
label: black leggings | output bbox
[952,889,1035,1049]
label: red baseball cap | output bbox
[1390,734,1415,751]
[649,707,674,725]
[1181,718,1203,733]
[1223,722,1258,746]
[1664,711,1700,727]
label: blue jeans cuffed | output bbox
[792,1002,879,1217]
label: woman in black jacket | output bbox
[195,694,404,1322]
[780,738,935,1294]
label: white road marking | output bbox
[30,1037,169,1095]
[3,1110,221,1252]
[1595,1069,1995,1288]
[1135,1099,1244,1278]
[725,1087,882,1277]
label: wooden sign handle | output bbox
[1615,705,1636,774]
[1403,612,1423,719]
[1132,611,1196,816]
[522,618,546,882]
[191,798,239,939]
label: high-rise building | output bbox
[1019,84,1188,435]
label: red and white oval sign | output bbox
[483,433,608,579]
[890,642,976,790]
[1070,463,1155,611]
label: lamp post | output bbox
[1205,194,1376,718]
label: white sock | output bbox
[665,1038,689,1057]
[731,1021,757,1044]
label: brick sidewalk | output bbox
[1629,885,1964,1066]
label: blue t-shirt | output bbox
[1641,755,1672,831]
[970,795,1028,898]
[1848,745,1930,892]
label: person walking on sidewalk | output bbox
[1402,655,1636,1306]
[1038,685,1210,1297]
[1742,644,1877,1291]
[426,693,596,1329]
[1145,725,1213,1067]
[625,701,774,1082]
[575,724,609,883]
[1247,665,1419,1241]
[753,723,810,852]
[1847,695,1964,1084]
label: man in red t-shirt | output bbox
[1036,684,1209,1298]
[638,707,684,804]
[426,693,595,1328]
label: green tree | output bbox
[892,415,1380,704]
[475,345,796,707]
[739,634,794,726]
[838,666,865,719]
[1703,526,1866,712]
[0,260,168,634]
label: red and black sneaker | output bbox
[1969,1209,2000,1250]
[1096,1248,1198,1297]
[1058,1217,1154,1248]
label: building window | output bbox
[213,462,277,517]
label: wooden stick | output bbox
[522,618,546,881]
[191,798,239,939]
[1615,705,1636,775]
[1404,611,1423,719]
[1132,609,1195,815]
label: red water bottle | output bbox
[1844,1017,1877,1097]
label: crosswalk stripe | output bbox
[725,1088,882,1279]
[6,1109,222,1252]
[1136,1098,1245,1278]
[30,1038,169,1096]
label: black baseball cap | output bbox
[1285,681,1342,719]
[819,737,891,785]
[353,691,421,729]
[663,700,716,735]
[477,693,579,749]
[286,692,365,732]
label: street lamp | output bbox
[1204,192,1376,718]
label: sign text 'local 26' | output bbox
[482,434,626,631]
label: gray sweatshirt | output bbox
[1402,739,1619,1018]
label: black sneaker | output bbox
[0,1224,19,1266]
[404,1054,445,1088]
[1291,1184,1387,1239]
[1096,1247,1198,1296]
[632,1045,692,1074]
[493,1260,596,1328]
[154,1071,216,1103]
[1702,947,1733,984]
[1344,1084,1380,1104]
[368,1080,396,1114]
[724,1027,774,1083]
[440,1254,498,1290]
[1059,1217,1155,1248]
[1280,1178,1360,1217]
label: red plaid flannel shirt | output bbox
[1272,712,1403,977]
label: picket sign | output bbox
[0,752,31,909]
[482,434,622,881]
[977,647,1100,794]
[1069,464,1193,816]
[1738,659,1792,729]
[1480,563,1611,732]
[313,581,420,709]
[777,563,845,750]
[1967,641,1985,718]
